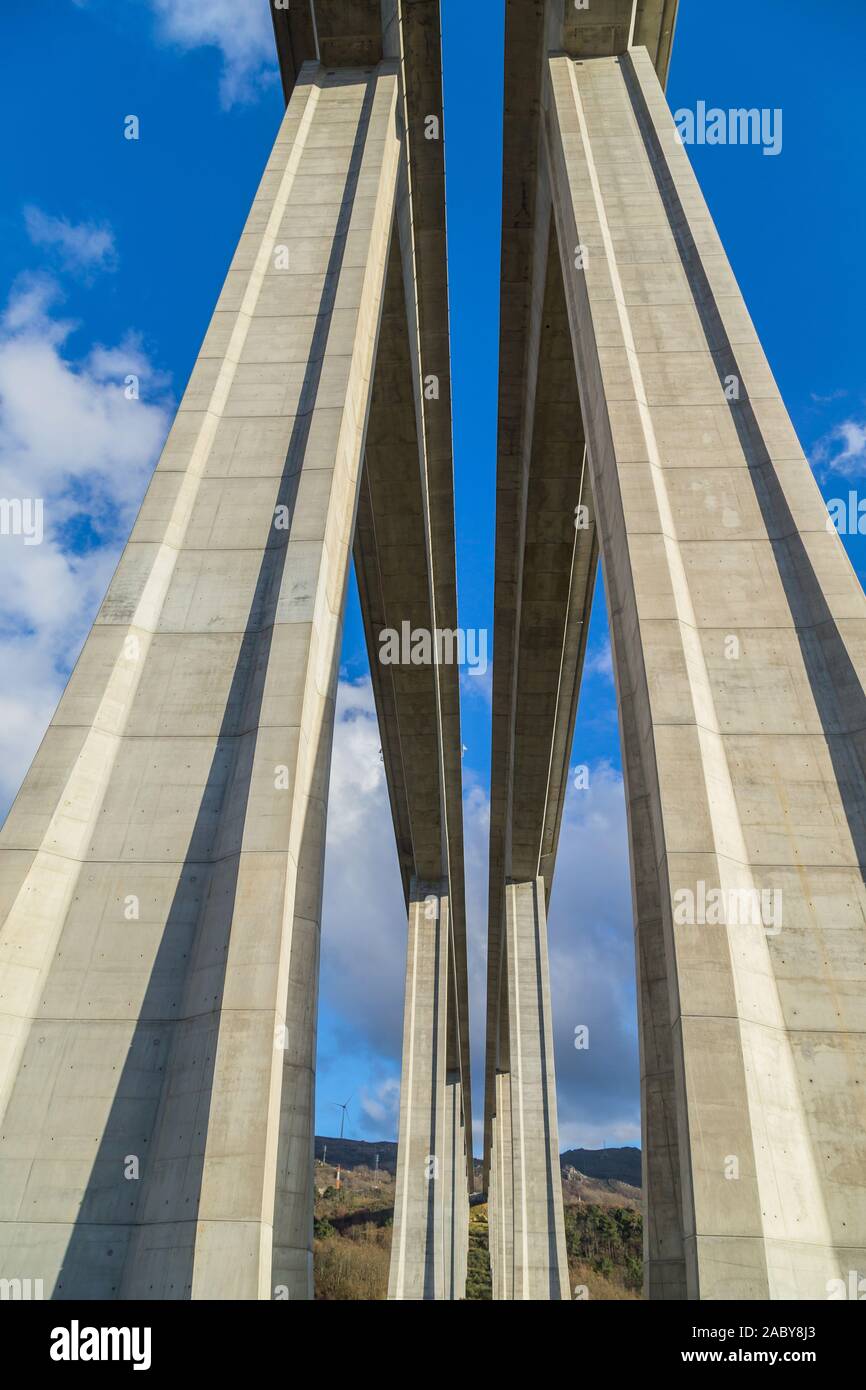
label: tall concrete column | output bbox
[497,880,570,1300]
[0,60,401,1300]
[388,880,466,1300]
[442,1072,469,1297]
[546,45,866,1298]
[488,1067,514,1300]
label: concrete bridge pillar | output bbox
[0,59,402,1301]
[545,45,866,1298]
[489,880,570,1300]
[388,881,467,1300]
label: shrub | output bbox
[314,1237,390,1301]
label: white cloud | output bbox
[24,206,116,275]
[359,1077,400,1133]
[460,660,493,711]
[810,388,847,405]
[319,677,408,1066]
[320,685,639,1156]
[584,637,614,681]
[319,679,494,1146]
[812,418,866,478]
[548,761,639,1150]
[0,275,171,811]
[150,0,277,107]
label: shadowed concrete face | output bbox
[0,3,472,1302]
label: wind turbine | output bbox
[330,1097,352,1190]
[330,1096,352,1139]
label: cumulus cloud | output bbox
[359,1077,401,1133]
[812,418,866,478]
[584,637,614,681]
[0,275,171,811]
[150,0,277,107]
[24,206,117,276]
[319,684,638,1154]
[318,678,493,1145]
[319,676,408,1067]
[460,660,493,713]
[548,761,639,1150]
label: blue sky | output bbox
[1,0,865,1155]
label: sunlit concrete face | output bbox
[486,0,866,1302]
[547,45,866,1299]
[0,60,402,1302]
[388,882,468,1301]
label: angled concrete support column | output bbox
[546,45,866,1298]
[0,59,401,1300]
[500,879,569,1300]
[388,880,466,1300]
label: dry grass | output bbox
[314,1234,391,1300]
[568,1258,642,1301]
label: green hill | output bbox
[560,1146,641,1186]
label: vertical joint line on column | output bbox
[627,0,638,49]
[308,0,321,62]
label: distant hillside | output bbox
[315,1137,398,1175]
[316,1136,641,1188]
[311,1144,644,1298]
[560,1147,641,1187]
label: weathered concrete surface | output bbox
[387,882,468,1300]
[495,880,569,1301]
[0,60,403,1301]
[545,46,866,1297]
[277,0,474,1205]
[0,1,472,1304]
[0,60,402,1300]
[488,1065,514,1299]
[484,0,679,1299]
